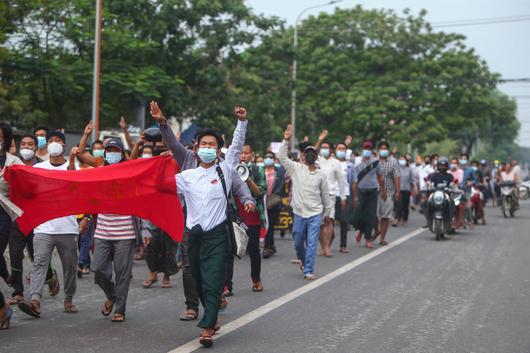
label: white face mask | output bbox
[20,148,35,161]
[47,142,64,157]
[141,153,152,158]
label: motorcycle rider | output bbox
[449,157,465,228]
[499,162,519,208]
[470,160,487,225]
[429,158,454,189]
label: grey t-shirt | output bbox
[355,157,381,191]
[399,166,414,191]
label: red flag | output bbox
[4,155,184,242]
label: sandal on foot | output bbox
[199,333,214,348]
[379,240,388,246]
[64,300,79,314]
[0,307,13,330]
[179,309,198,321]
[161,281,172,289]
[252,281,264,292]
[111,313,125,323]
[101,299,114,317]
[18,300,41,318]
[8,294,24,305]
[339,248,350,253]
[142,278,158,288]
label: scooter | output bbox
[427,185,454,241]
[469,184,484,224]
[500,181,517,218]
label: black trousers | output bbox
[395,190,411,222]
[145,228,178,276]
[0,210,10,281]
[9,225,34,296]
[264,206,281,249]
[225,224,261,290]
[335,196,351,248]
[181,230,200,312]
[352,188,378,240]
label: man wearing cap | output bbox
[151,101,251,347]
[86,137,144,323]
[279,125,332,280]
[18,130,80,318]
[352,140,385,249]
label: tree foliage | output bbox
[0,2,520,157]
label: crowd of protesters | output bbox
[0,112,526,346]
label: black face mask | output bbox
[154,147,168,156]
[438,167,447,174]
[305,152,316,165]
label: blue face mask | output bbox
[37,136,46,149]
[471,166,478,171]
[459,159,468,165]
[105,152,122,164]
[197,147,217,164]
[362,149,372,158]
[398,159,406,167]
[320,148,330,158]
[336,151,346,159]
[264,157,274,167]
[274,163,281,168]
[93,149,104,158]
[379,150,389,158]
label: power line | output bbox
[432,15,530,28]
[297,14,530,33]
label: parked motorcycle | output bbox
[500,181,517,218]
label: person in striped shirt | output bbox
[90,138,140,323]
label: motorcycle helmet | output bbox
[437,157,449,168]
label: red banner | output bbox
[4,156,184,242]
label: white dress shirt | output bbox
[176,120,247,231]
[318,156,346,200]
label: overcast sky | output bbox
[245,0,530,147]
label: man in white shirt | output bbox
[315,130,346,256]
[18,131,79,318]
[279,125,332,281]
[153,102,253,348]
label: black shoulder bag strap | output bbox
[215,165,237,256]
[357,160,380,184]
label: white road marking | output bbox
[168,227,426,353]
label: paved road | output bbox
[1,202,529,353]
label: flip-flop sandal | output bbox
[111,313,125,323]
[101,300,114,317]
[142,279,158,288]
[18,301,41,318]
[199,334,213,348]
[161,282,172,289]
[339,248,350,253]
[179,309,198,321]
